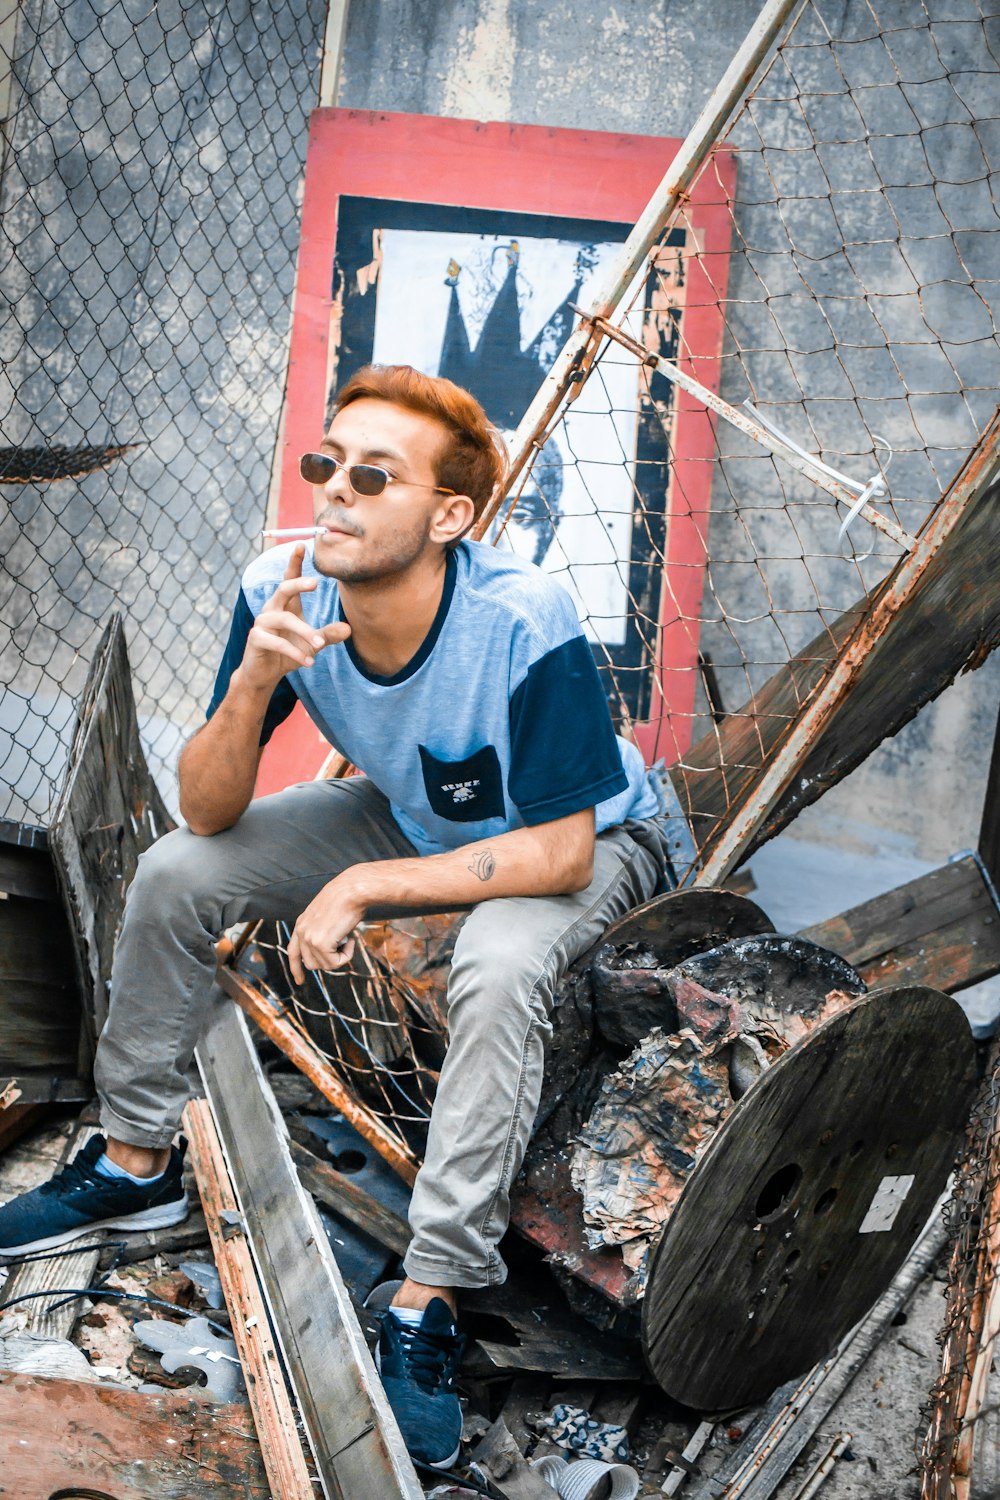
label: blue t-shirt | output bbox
[208,539,659,856]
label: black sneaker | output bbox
[375,1297,465,1469]
[0,1134,189,1258]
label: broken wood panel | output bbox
[0,1101,49,1155]
[980,700,1000,891]
[798,856,1000,994]
[641,988,975,1409]
[0,823,82,1075]
[0,1073,92,1105]
[196,998,424,1500]
[0,832,58,901]
[0,1370,269,1498]
[289,1134,412,1257]
[49,613,175,1052]
[676,431,1000,870]
[183,1098,315,1499]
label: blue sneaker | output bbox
[0,1134,189,1258]
[375,1298,465,1469]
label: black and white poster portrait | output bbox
[330,197,688,722]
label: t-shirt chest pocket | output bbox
[418,743,506,823]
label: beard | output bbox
[312,506,435,584]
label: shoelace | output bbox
[390,1317,463,1393]
[40,1151,105,1197]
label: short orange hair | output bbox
[332,364,508,523]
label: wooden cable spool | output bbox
[639,983,975,1408]
[522,888,977,1409]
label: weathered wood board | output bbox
[0,1371,269,1498]
[800,854,1000,994]
[49,613,174,1052]
[0,822,81,1076]
[196,999,424,1500]
[641,986,975,1409]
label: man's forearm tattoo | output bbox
[469,849,496,882]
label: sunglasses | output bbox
[299,452,455,498]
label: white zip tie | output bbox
[743,402,895,556]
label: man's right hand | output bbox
[241,544,351,692]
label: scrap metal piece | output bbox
[179,1261,224,1309]
[133,1316,245,1402]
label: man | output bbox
[0,365,669,1468]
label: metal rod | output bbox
[472,0,802,539]
[590,314,914,551]
[694,409,1000,887]
[318,0,350,109]
[790,1433,852,1500]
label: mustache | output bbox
[316,507,364,538]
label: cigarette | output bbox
[261,526,325,539]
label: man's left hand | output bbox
[287,873,367,983]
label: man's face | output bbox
[309,398,453,583]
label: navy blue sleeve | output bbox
[206,589,298,746]
[508,635,627,824]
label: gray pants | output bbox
[95,777,664,1288]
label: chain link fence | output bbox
[1,0,324,824]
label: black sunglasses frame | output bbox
[299,452,455,497]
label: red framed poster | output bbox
[258,109,735,795]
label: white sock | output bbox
[389,1305,424,1328]
[94,1152,165,1185]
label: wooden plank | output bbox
[798,856,1000,994]
[0,840,58,901]
[183,1098,316,1500]
[288,1134,411,1257]
[49,613,175,1053]
[0,1102,48,1155]
[0,1074,92,1105]
[676,436,1000,872]
[196,999,424,1500]
[980,700,1000,891]
[0,1370,269,1498]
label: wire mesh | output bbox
[0,0,325,823]
[490,0,1000,878]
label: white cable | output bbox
[743,402,894,554]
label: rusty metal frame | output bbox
[195,998,424,1500]
[694,410,1000,887]
[472,0,803,539]
[586,314,915,551]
